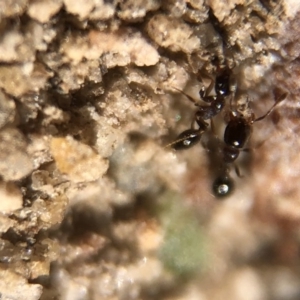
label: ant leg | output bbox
[242,148,252,153]
[201,118,220,152]
[198,70,215,100]
[229,78,237,111]
[234,164,244,178]
[199,80,215,103]
[172,87,199,106]
[197,68,214,86]
[246,136,268,151]
[253,92,288,123]
[165,128,204,150]
[230,94,234,112]
[210,118,219,139]
[205,75,215,96]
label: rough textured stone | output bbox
[50,136,109,182]
[0,1,298,299]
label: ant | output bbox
[169,60,234,150]
[212,92,288,198]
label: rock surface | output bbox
[0,1,299,300]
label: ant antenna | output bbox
[253,92,287,123]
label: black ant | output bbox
[213,92,288,198]
[168,62,233,150]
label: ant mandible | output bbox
[213,92,288,198]
[169,61,233,150]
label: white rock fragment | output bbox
[118,0,160,21]
[136,220,163,253]
[89,29,160,66]
[147,14,200,53]
[0,0,28,18]
[284,0,300,20]
[208,0,244,22]
[0,128,33,181]
[0,214,15,233]
[63,0,94,20]
[89,0,115,20]
[61,28,161,67]
[54,269,88,300]
[227,268,267,300]
[0,269,42,300]
[27,135,53,169]
[93,116,126,158]
[0,183,23,213]
[0,30,24,62]
[43,105,70,125]
[27,0,63,23]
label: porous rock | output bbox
[0,128,33,181]
[50,136,109,182]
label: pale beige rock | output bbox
[0,214,15,233]
[0,269,42,300]
[93,115,126,158]
[136,220,162,253]
[89,0,115,20]
[284,0,300,19]
[0,90,15,128]
[0,182,23,213]
[0,0,28,18]
[87,29,159,66]
[213,268,267,300]
[0,21,47,63]
[28,260,50,280]
[60,28,160,68]
[56,59,102,93]
[43,105,70,125]
[27,0,63,23]
[0,128,33,181]
[0,1,298,300]
[27,135,53,170]
[0,63,51,97]
[147,14,200,53]
[118,0,160,21]
[50,136,109,182]
[0,30,24,62]
[208,0,244,22]
[63,0,95,20]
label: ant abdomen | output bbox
[224,117,251,149]
[212,174,234,198]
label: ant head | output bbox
[212,174,234,198]
[227,95,254,122]
[224,110,243,123]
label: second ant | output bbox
[168,61,287,198]
[212,91,287,197]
